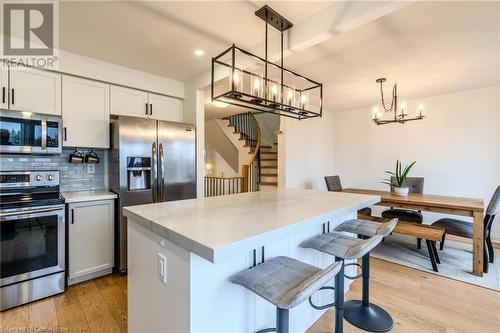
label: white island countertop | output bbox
[123,188,380,263]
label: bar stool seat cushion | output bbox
[431,218,473,239]
[229,256,341,310]
[335,218,398,238]
[301,232,383,260]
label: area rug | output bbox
[371,234,500,291]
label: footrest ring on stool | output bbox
[343,262,363,280]
[255,328,276,333]
[308,286,336,310]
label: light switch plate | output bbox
[158,253,167,284]
[87,164,95,174]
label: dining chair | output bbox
[325,176,372,216]
[432,185,499,273]
[381,177,425,248]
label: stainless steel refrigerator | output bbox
[109,116,196,273]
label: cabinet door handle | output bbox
[149,103,152,115]
[145,103,149,115]
[11,88,14,105]
[63,127,67,141]
[71,208,75,224]
[2,87,5,104]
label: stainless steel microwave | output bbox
[0,110,62,155]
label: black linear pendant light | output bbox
[211,5,323,120]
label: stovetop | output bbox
[0,191,65,210]
[0,171,64,211]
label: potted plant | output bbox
[382,160,416,197]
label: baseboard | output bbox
[447,235,500,249]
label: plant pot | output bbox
[393,187,409,197]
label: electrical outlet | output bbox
[158,253,167,284]
[87,164,95,174]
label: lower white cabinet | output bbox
[68,199,114,285]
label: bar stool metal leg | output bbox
[276,308,289,333]
[334,258,344,333]
[343,252,393,332]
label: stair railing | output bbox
[227,112,261,192]
[204,176,245,197]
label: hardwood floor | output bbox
[1,259,499,333]
[0,274,127,333]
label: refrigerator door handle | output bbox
[159,143,165,201]
[152,142,158,203]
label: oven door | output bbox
[0,110,62,154]
[0,204,65,286]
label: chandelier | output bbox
[211,6,323,120]
[371,78,425,125]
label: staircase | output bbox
[259,145,278,189]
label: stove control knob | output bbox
[35,175,43,181]
[47,174,55,181]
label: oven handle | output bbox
[0,205,65,218]
[41,119,47,150]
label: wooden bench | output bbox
[357,214,446,272]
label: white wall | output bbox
[205,120,239,176]
[280,110,336,190]
[58,50,184,98]
[334,85,500,241]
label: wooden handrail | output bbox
[246,113,262,167]
[226,112,263,193]
[205,176,244,180]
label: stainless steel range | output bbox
[0,170,65,311]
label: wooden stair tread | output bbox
[260,158,277,161]
[260,145,272,148]
[261,173,277,176]
[261,166,277,169]
[260,151,277,154]
[260,181,278,186]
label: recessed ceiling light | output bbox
[213,101,229,108]
[194,49,205,56]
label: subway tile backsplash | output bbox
[0,148,106,192]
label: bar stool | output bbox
[334,218,398,332]
[229,256,342,333]
[301,232,386,333]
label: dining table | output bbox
[342,188,485,276]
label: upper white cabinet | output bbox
[148,93,183,122]
[6,65,61,115]
[0,67,8,109]
[62,76,110,148]
[68,199,114,285]
[110,85,149,118]
[110,84,183,122]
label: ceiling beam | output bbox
[189,1,416,89]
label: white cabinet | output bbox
[62,76,110,148]
[0,67,8,109]
[110,85,149,118]
[7,65,61,115]
[148,93,183,122]
[109,84,183,122]
[68,199,114,285]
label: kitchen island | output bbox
[124,188,379,333]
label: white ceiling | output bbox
[283,0,500,111]
[59,1,500,116]
[59,0,334,82]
